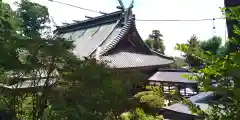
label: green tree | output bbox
[120,86,165,120]
[48,58,145,120]
[16,0,50,38]
[0,0,73,119]
[182,35,225,68]
[121,108,163,120]
[144,30,165,54]
[181,35,202,68]
[175,6,240,120]
[200,36,223,55]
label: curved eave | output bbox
[100,52,173,69]
[129,19,174,62]
[150,50,174,61]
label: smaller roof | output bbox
[163,92,214,115]
[148,71,197,84]
[100,52,173,68]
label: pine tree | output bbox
[145,30,165,54]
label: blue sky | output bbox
[5,0,226,57]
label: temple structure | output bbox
[149,69,199,99]
[54,5,173,74]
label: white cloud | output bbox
[4,0,227,57]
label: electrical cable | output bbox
[48,0,225,22]
[212,18,216,36]
[48,0,107,14]
[136,18,224,22]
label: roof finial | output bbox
[129,0,134,9]
[117,0,125,10]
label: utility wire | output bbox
[48,0,107,14]
[48,0,225,22]
[136,18,224,22]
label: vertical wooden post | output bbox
[184,84,187,96]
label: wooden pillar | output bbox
[196,84,199,94]
[177,85,181,96]
[168,85,170,93]
[161,83,164,92]
[184,84,187,96]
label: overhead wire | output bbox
[48,0,107,14]
[48,0,225,22]
[136,18,224,22]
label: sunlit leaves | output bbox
[134,86,164,108]
[121,108,163,120]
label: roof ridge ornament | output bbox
[117,0,125,10]
[121,0,134,25]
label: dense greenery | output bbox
[180,35,228,68]
[176,6,240,120]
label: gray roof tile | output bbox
[149,71,197,83]
[100,52,173,68]
[73,22,119,57]
[163,92,214,115]
[56,11,173,68]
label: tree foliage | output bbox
[49,58,145,120]
[181,35,226,68]
[176,6,240,120]
[181,35,202,68]
[201,36,223,55]
[144,30,165,54]
[121,108,163,120]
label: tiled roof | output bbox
[224,0,240,6]
[100,52,173,68]
[57,11,134,58]
[163,92,214,115]
[148,71,197,84]
[55,10,173,68]
[56,10,123,33]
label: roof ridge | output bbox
[99,14,135,56]
[89,20,121,57]
[55,10,124,33]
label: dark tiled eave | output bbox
[55,10,124,33]
[224,0,240,7]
